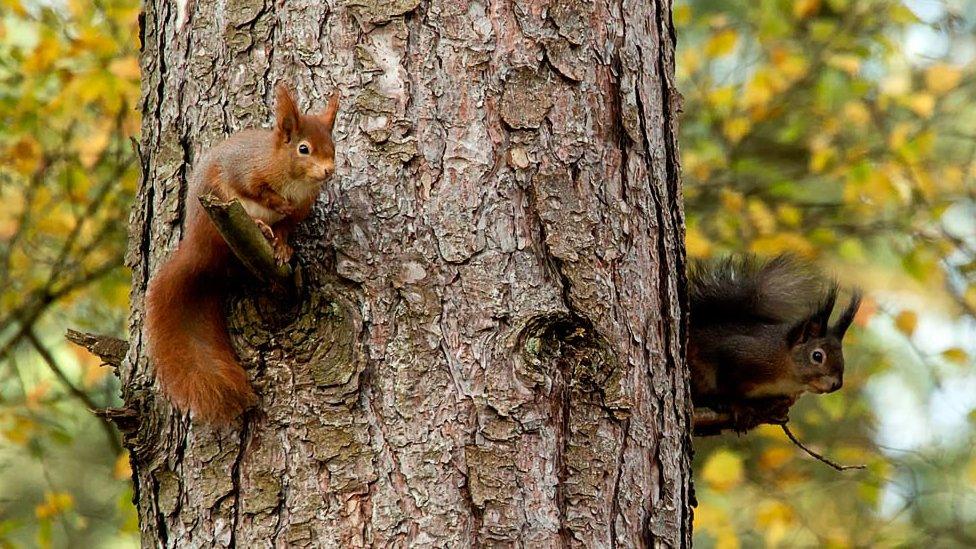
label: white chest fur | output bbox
[281,178,322,205]
[239,179,322,225]
[240,199,283,224]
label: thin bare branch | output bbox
[781,423,866,472]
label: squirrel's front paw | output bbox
[273,240,294,266]
[765,397,795,424]
[254,219,275,241]
[729,402,763,433]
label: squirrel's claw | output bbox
[273,240,293,266]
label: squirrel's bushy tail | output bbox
[145,232,256,424]
[689,254,825,325]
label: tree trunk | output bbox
[126,0,691,546]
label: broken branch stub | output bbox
[198,195,294,289]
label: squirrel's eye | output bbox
[298,143,310,155]
[811,349,825,364]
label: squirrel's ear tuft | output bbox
[831,290,862,338]
[319,91,340,133]
[786,318,812,347]
[812,283,838,337]
[275,83,301,142]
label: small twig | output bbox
[198,195,293,288]
[93,406,140,434]
[65,330,128,377]
[781,423,866,472]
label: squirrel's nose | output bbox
[830,378,843,391]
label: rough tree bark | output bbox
[125,0,691,546]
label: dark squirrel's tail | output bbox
[145,227,256,424]
[689,254,826,326]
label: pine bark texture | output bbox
[126,0,691,546]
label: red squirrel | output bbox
[145,84,339,423]
[688,254,862,432]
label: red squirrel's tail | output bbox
[145,227,257,424]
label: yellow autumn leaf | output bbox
[924,64,963,95]
[750,233,816,257]
[756,500,795,547]
[680,49,702,78]
[894,310,917,337]
[684,151,714,181]
[68,0,88,16]
[906,93,935,118]
[940,166,965,192]
[108,275,132,309]
[964,286,976,310]
[707,86,736,111]
[686,226,713,259]
[809,147,835,173]
[793,0,821,19]
[941,348,969,365]
[702,449,744,492]
[74,25,119,56]
[771,50,809,81]
[694,502,741,549]
[828,54,861,75]
[842,101,871,126]
[35,206,75,236]
[24,35,62,75]
[909,165,936,201]
[715,529,740,549]
[114,452,132,480]
[747,199,776,235]
[759,446,793,470]
[35,492,74,519]
[776,204,801,227]
[808,134,835,173]
[886,123,911,150]
[720,188,745,212]
[2,416,35,446]
[8,136,42,175]
[722,116,751,143]
[673,4,692,26]
[742,76,773,110]
[881,70,912,96]
[1,0,27,16]
[109,56,141,81]
[838,237,867,261]
[0,216,17,240]
[705,29,738,58]
[75,119,115,168]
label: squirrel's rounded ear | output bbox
[319,91,340,133]
[275,83,301,142]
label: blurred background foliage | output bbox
[0,0,138,546]
[0,0,974,547]
[678,0,976,546]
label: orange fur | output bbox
[145,84,339,423]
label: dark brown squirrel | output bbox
[144,84,339,424]
[688,254,862,432]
